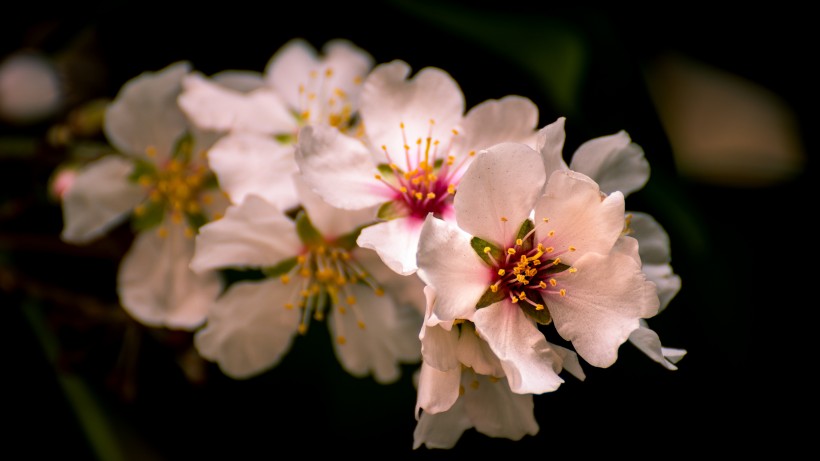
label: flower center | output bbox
[373,120,475,220]
[474,217,577,324]
[297,67,363,131]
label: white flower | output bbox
[189,175,424,382]
[296,60,540,275]
[178,39,374,211]
[60,62,226,330]
[538,117,685,368]
[416,142,660,391]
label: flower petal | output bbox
[190,195,300,273]
[547,243,660,368]
[179,73,293,134]
[413,395,472,450]
[453,95,539,158]
[207,132,299,210]
[360,61,464,163]
[552,342,586,381]
[569,130,649,196]
[416,216,490,322]
[264,39,319,110]
[536,116,569,178]
[294,173,377,239]
[415,362,462,417]
[319,39,374,109]
[211,70,265,93]
[420,316,460,372]
[455,143,545,245]
[456,322,505,377]
[329,285,420,384]
[357,217,422,276]
[194,279,301,379]
[464,374,539,441]
[628,322,685,371]
[296,125,386,209]
[643,262,682,312]
[628,211,672,265]
[472,302,564,394]
[535,170,625,263]
[104,61,189,161]
[118,225,222,330]
[61,155,144,244]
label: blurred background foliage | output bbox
[2,1,811,458]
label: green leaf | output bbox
[475,285,505,309]
[131,201,165,232]
[515,219,535,253]
[295,210,324,246]
[262,257,299,278]
[470,236,502,266]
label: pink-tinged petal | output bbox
[104,62,189,161]
[536,116,569,178]
[357,217,422,276]
[643,262,682,312]
[552,342,586,381]
[416,216,490,322]
[179,73,293,134]
[535,170,625,263]
[455,143,545,245]
[420,318,460,372]
[328,285,420,384]
[207,132,299,210]
[415,362,462,418]
[547,246,660,368]
[190,195,300,273]
[628,320,686,370]
[453,96,539,156]
[211,70,265,93]
[365,254,426,317]
[456,322,505,377]
[628,211,672,265]
[464,374,539,441]
[413,395,471,450]
[294,174,377,239]
[118,225,222,330]
[264,39,320,110]
[569,130,649,196]
[320,39,374,109]
[296,125,385,209]
[194,279,301,379]
[472,302,564,394]
[360,61,464,164]
[61,155,144,244]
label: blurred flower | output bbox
[416,143,659,390]
[297,60,539,275]
[189,175,424,382]
[0,51,63,124]
[60,62,227,330]
[178,38,374,212]
[48,163,78,202]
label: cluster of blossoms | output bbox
[58,38,684,449]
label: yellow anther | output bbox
[186,202,200,214]
[157,227,168,238]
[357,321,366,330]
[569,246,577,252]
[511,295,519,303]
[281,275,290,284]
[301,110,311,120]
[400,122,405,129]
[374,174,382,180]
[399,186,407,193]
[314,311,324,321]
[548,230,555,237]
[516,239,523,246]
[488,376,500,383]
[298,84,305,94]
[284,302,294,310]
[374,288,385,296]
[470,380,479,390]
[150,190,162,202]
[500,216,508,222]
[545,246,554,253]
[569,267,577,273]
[553,258,561,265]
[518,292,527,300]
[404,144,410,151]
[507,248,516,255]
[184,227,195,239]
[202,194,214,205]
[297,255,306,264]
[414,192,423,200]
[346,295,356,305]
[333,88,346,98]
[469,150,476,156]
[134,205,145,216]
[535,304,544,311]
[538,281,547,289]
[549,279,557,287]
[447,184,455,194]
[497,269,506,276]
[338,306,347,314]
[337,336,346,345]
[300,268,311,277]
[138,175,152,187]
[298,323,308,335]
[325,68,333,77]
[145,146,157,157]
[429,119,435,125]
[516,274,527,283]
[490,285,498,293]
[452,129,459,135]
[559,289,566,297]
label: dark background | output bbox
[3,1,812,458]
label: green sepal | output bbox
[475,285,506,309]
[127,159,156,183]
[376,163,397,177]
[377,200,406,220]
[295,210,324,246]
[515,219,535,253]
[262,256,298,278]
[522,299,553,325]
[433,157,444,169]
[470,237,502,266]
[332,223,373,251]
[186,212,208,232]
[171,131,194,161]
[201,173,220,190]
[131,201,165,232]
[540,261,571,276]
[274,133,296,145]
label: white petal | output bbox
[211,70,265,93]
[179,73,293,134]
[190,195,300,273]
[472,302,564,394]
[415,362,461,417]
[455,322,505,377]
[360,61,464,164]
[413,396,472,450]
[416,216,490,322]
[118,226,222,330]
[547,244,660,368]
[357,217,422,276]
[329,285,420,384]
[536,116,569,178]
[455,143,545,245]
[104,62,189,161]
[319,39,374,109]
[61,155,144,244]
[535,170,625,263]
[569,130,649,196]
[194,279,301,379]
[296,125,386,209]
[552,342,586,381]
[464,374,539,441]
[265,39,320,110]
[628,323,681,371]
[628,211,672,264]
[207,132,299,210]
[420,318,460,372]
[643,262,682,312]
[293,173,377,238]
[453,96,539,157]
